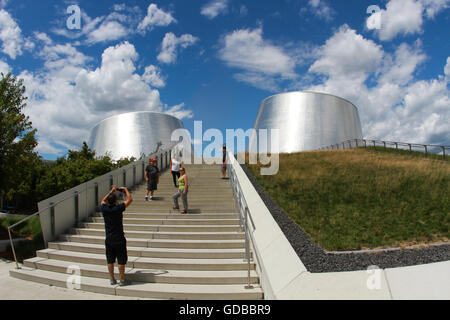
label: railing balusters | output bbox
[318,139,448,161]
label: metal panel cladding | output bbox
[250,91,363,153]
[87,112,184,160]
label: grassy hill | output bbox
[247,148,449,251]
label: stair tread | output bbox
[50,241,246,253]
[40,249,253,264]
[68,231,244,236]
[62,234,244,243]
[10,267,263,296]
[27,258,258,278]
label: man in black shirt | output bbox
[145,158,159,201]
[221,145,227,179]
[100,185,133,286]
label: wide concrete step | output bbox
[36,249,256,271]
[88,217,240,226]
[79,224,241,235]
[60,235,245,248]
[48,241,248,259]
[10,267,263,299]
[87,217,240,231]
[78,223,241,233]
[23,257,259,285]
[125,209,237,214]
[92,212,240,219]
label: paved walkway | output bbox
[0,258,147,300]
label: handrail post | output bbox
[244,205,249,262]
[50,202,55,239]
[244,206,253,289]
[122,169,126,187]
[94,182,99,212]
[133,165,136,188]
[8,227,20,269]
[395,142,398,153]
[424,145,428,157]
[373,140,376,151]
[74,191,79,225]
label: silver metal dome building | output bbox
[249,91,363,153]
[87,112,184,160]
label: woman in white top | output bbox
[170,155,182,188]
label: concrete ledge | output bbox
[277,270,392,300]
[230,155,307,300]
[385,261,450,300]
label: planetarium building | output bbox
[87,112,184,160]
[249,91,363,153]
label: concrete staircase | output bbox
[10,164,263,299]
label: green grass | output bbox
[247,149,450,251]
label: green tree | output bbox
[0,73,37,209]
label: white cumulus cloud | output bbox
[308,0,335,21]
[306,25,450,145]
[0,58,10,74]
[138,3,176,34]
[86,20,129,44]
[157,32,199,64]
[201,0,229,19]
[445,57,450,79]
[0,9,25,59]
[142,65,166,88]
[219,27,297,78]
[368,0,450,41]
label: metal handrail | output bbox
[319,138,449,160]
[7,142,181,269]
[227,152,257,289]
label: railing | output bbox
[7,142,182,269]
[319,139,449,160]
[227,152,257,289]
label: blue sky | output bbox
[0,0,449,159]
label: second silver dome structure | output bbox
[249,91,363,153]
[87,111,184,160]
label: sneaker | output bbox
[145,196,148,201]
[119,280,128,287]
[149,196,153,201]
[110,279,117,285]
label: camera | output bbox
[116,187,125,193]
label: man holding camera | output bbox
[100,185,133,286]
[145,158,159,201]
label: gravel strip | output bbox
[241,164,450,273]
